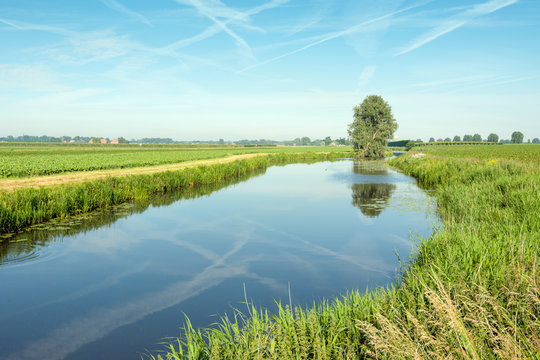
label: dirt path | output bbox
[0,153,268,191]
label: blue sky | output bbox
[1,0,539,141]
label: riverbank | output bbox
[0,151,351,236]
[0,154,266,191]
[155,146,539,359]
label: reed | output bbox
[151,146,539,360]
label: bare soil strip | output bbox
[0,153,267,191]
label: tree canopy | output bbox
[472,134,482,142]
[487,133,499,143]
[511,131,524,144]
[348,95,398,158]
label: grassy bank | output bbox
[154,147,539,359]
[0,151,351,236]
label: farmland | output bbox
[0,143,352,178]
[413,143,540,163]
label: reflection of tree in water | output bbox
[0,168,267,265]
[352,160,389,175]
[351,183,396,217]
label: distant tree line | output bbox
[0,135,130,143]
[282,136,350,146]
[0,135,352,146]
[422,131,537,144]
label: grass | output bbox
[150,145,539,360]
[0,151,351,236]
[413,144,540,163]
[0,144,351,178]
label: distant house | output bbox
[100,139,107,144]
[69,140,75,143]
[88,139,93,144]
[110,139,119,144]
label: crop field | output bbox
[0,144,352,178]
[414,143,540,163]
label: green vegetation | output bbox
[512,131,525,144]
[0,151,351,235]
[348,95,397,158]
[0,144,350,178]
[487,133,499,143]
[413,144,540,163]
[410,141,502,148]
[153,145,539,360]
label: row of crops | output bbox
[0,144,352,178]
[414,144,540,162]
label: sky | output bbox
[1,0,539,141]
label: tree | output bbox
[511,131,524,144]
[117,137,129,144]
[429,137,435,142]
[351,183,396,217]
[453,136,461,142]
[533,138,539,144]
[348,95,398,158]
[437,138,443,142]
[487,133,499,143]
[444,137,451,142]
[300,136,311,146]
[324,136,332,146]
[472,134,482,142]
[463,134,473,142]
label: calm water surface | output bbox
[0,160,438,360]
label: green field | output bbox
[0,144,352,178]
[154,144,539,359]
[414,144,540,163]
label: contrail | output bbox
[396,0,518,55]
[238,2,428,73]
[99,0,152,26]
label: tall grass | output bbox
[151,149,539,359]
[0,152,349,235]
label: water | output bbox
[0,160,438,360]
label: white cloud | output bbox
[0,18,73,36]
[99,0,152,26]
[357,66,376,89]
[0,65,66,92]
[396,0,518,55]
[239,2,424,73]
